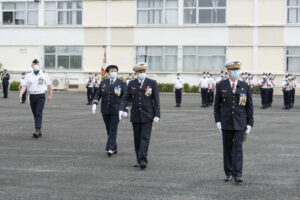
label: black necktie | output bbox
[110,80,113,85]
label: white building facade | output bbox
[0,0,299,91]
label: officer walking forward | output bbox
[92,65,127,157]
[19,59,53,138]
[119,63,160,170]
[214,61,254,183]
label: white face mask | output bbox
[110,72,117,79]
[138,73,146,80]
[32,65,40,72]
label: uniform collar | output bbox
[32,70,41,76]
[229,79,238,86]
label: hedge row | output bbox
[10,81,20,91]
[157,83,261,94]
[7,81,261,95]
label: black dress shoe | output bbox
[32,130,38,139]
[234,177,243,183]
[107,150,113,157]
[224,175,233,182]
[113,150,117,154]
[139,162,147,169]
[37,129,42,137]
[133,164,140,168]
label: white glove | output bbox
[153,117,160,123]
[92,104,97,114]
[245,125,252,135]
[216,122,222,134]
[122,112,128,118]
[119,111,124,121]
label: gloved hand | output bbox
[216,122,222,134]
[153,117,160,123]
[245,125,252,135]
[119,111,124,121]
[92,104,97,114]
[122,112,128,118]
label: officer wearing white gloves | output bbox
[214,61,254,183]
[92,65,127,157]
[119,63,160,170]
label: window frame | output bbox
[1,1,38,25]
[44,46,83,70]
[44,1,82,26]
[287,0,300,23]
[137,0,178,25]
[286,47,300,72]
[136,46,178,72]
[183,0,226,24]
[182,46,226,72]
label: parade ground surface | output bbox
[0,92,299,200]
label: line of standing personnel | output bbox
[199,72,216,108]
[86,73,100,105]
[258,73,275,109]
[281,74,297,109]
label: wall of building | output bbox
[0,0,299,94]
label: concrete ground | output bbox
[0,91,299,200]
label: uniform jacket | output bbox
[93,78,127,115]
[1,72,10,84]
[214,79,254,131]
[119,78,160,123]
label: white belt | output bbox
[30,91,45,95]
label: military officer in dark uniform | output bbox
[1,69,10,98]
[92,65,127,157]
[214,61,254,183]
[119,63,160,170]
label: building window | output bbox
[45,1,82,25]
[286,47,300,72]
[44,46,82,70]
[183,0,226,24]
[137,0,178,25]
[137,46,178,71]
[183,46,226,72]
[2,2,38,25]
[287,0,300,23]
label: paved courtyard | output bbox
[0,92,299,200]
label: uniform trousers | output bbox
[87,87,94,103]
[2,82,8,98]
[132,122,153,164]
[175,88,182,105]
[102,114,119,151]
[222,130,244,178]
[30,94,46,129]
[201,88,208,106]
